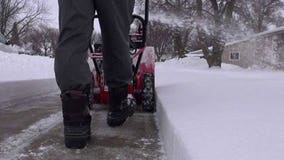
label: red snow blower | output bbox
[88,0,156,112]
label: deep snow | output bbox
[156,55,284,160]
[0,51,55,82]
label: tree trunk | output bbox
[196,0,203,17]
[207,29,225,68]
[10,22,21,46]
[206,44,223,67]
[197,27,224,68]
[224,0,236,24]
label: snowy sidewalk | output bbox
[156,56,284,160]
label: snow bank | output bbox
[156,55,284,160]
[0,44,20,54]
[0,51,55,82]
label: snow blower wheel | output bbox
[141,73,156,113]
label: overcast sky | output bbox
[47,0,58,28]
[46,0,101,31]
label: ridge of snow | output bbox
[0,51,55,82]
[156,55,284,160]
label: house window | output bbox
[230,52,240,60]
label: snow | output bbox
[46,0,59,28]
[1,32,284,159]
[149,13,185,27]
[0,44,20,53]
[0,50,55,82]
[156,55,284,160]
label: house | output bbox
[222,27,284,70]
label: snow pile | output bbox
[0,51,55,82]
[0,43,21,54]
[163,55,242,71]
[156,55,284,160]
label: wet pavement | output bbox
[0,79,165,160]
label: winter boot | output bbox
[107,84,136,127]
[61,87,92,149]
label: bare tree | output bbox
[151,0,196,19]
[151,0,194,15]
[148,0,196,60]
[147,21,174,62]
[173,27,191,59]
[196,0,202,17]
[23,25,59,56]
[10,22,20,45]
[48,28,59,57]
[23,28,41,55]
[236,0,284,33]
[148,0,284,66]
[195,0,236,67]
[0,0,48,44]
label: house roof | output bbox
[226,26,284,46]
[190,26,284,54]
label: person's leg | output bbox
[55,0,95,149]
[95,0,135,127]
[95,0,135,88]
[55,0,94,92]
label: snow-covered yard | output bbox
[156,55,284,160]
[0,51,54,82]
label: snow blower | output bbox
[88,0,156,112]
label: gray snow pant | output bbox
[55,0,135,92]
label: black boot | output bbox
[107,85,136,127]
[61,88,92,149]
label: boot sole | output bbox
[107,105,135,127]
[65,135,88,149]
[64,126,90,149]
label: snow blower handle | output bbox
[145,0,149,31]
[91,0,149,50]
[92,0,149,40]
[129,0,149,49]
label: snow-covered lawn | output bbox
[156,55,284,160]
[0,51,54,82]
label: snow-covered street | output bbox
[156,55,284,160]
